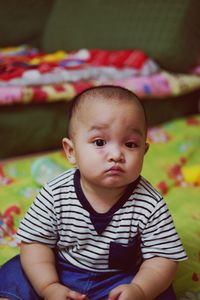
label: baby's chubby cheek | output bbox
[95,148,107,157]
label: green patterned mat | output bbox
[0,115,200,299]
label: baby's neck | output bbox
[80,179,127,214]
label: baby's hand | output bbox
[42,282,89,300]
[108,283,145,300]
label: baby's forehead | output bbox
[68,92,147,137]
[76,94,141,113]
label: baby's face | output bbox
[65,97,148,191]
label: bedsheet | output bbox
[0,114,200,299]
[1,46,200,105]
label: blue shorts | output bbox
[0,254,176,300]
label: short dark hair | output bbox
[67,85,147,137]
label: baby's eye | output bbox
[93,139,106,147]
[125,141,137,148]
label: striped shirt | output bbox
[17,168,187,272]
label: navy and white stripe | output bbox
[17,168,187,272]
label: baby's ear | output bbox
[62,137,76,164]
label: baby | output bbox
[0,85,187,300]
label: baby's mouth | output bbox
[106,166,124,174]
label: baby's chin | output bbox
[82,172,137,189]
[98,178,133,189]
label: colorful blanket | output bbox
[0,114,200,299]
[1,45,200,105]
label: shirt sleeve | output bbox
[17,184,58,247]
[140,197,188,261]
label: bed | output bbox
[0,45,200,159]
[0,113,200,299]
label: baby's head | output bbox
[67,85,147,139]
[63,85,149,190]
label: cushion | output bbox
[0,0,54,48]
[42,0,200,72]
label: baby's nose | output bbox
[108,144,124,162]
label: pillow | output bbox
[42,0,200,72]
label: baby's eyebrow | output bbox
[89,124,109,131]
[129,128,143,137]
[88,125,144,138]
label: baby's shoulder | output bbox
[46,168,76,192]
[136,176,163,205]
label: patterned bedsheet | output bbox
[0,114,200,299]
[1,45,200,105]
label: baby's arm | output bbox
[109,257,178,300]
[20,242,88,300]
